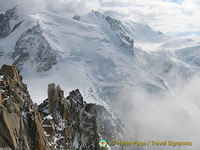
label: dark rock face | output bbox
[89,11,134,55]
[0,6,23,38]
[0,64,23,82]
[0,91,2,104]
[0,64,50,150]
[105,15,134,53]
[67,89,100,149]
[72,15,80,21]
[47,83,58,114]
[38,85,127,150]
[10,24,57,72]
[105,16,124,31]
[85,104,127,144]
[39,86,103,150]
[0,64,127,150]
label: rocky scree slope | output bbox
[0,64,126,150]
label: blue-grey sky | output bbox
[100,0,200,37]
[0,0,200,37]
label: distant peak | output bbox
[88,10,105,18]
[72,14,80,21]
[5,6,19,18]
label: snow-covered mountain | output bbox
[0,6,23,38]
[1,6,200,149]
[0,6,199,108]
[0,5,199,107]
[10,24,58,72]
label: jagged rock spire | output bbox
[0,91,2,104]
[48,83,57,114]
[0,65,127,150]
[0,64,50,150]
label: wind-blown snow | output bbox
[1,8,200,149]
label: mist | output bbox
[0,0,100,15]
[114,75,200,150]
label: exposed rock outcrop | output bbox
[72,15,80,21]
[0,91,2,104]
[0,6,23,38]
[85,104,127,145]
[47,83,58,114]
[0,64,50,150]
[10,24,58,72]
[0,64,127,150]
[38,84,127,150]
[88,11,134,55]
[0,64,23,82]
[38,86,102,149]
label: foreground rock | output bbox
[38,83,127,149]
[0,64,127,150]
[0,64,50,150]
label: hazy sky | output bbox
[0,0,200,36]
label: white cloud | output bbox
[114,76,200,149]
[0,0,100,15]
[100,0,200,35]
[0,0,200,35]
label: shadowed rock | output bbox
[48,83,57,114]
[0,64,50,150]
[0,6,23,38]
[0,64,22,81]
[0,91,2,104]
[0,64,127,150]
[0,108,17,149]
[10,24,58,72]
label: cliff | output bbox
[0,64,126,150]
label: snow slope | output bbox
[0,7,199,106]
[21,10,170,104]
[1,6,200,149]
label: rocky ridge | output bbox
[0,64,50,150]
[10,24,58,72]
[75,10,134,55]
[0,64,126,150]
[0,6,59,72]
[0,6,23,39]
